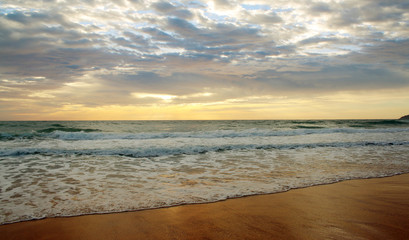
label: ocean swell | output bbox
[1,140,408,158]
[1,127,408,141]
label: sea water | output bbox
[1,120,409,224]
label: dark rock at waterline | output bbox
[399,115,409,120]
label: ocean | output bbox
[1,120,409,224]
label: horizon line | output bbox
[0,118,405,122]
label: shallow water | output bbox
[1,120,409,224]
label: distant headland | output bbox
[399,115,409,120]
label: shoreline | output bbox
[1,172,408,226]
[1,173,409,239]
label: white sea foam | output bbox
[1,129,408,157]
[45,127,409,140]
[2,126,409,141]
[1,145,409,225]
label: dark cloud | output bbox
[152,1,177,12]
[142,27,176,42]
[320,0,409,29]
[171,18,261,43]
[5,11,28,23]
[171,9,194,19]
[0,44,127,86]
[360,4,405,23]
[370,0,409,9]
[253,64,409,93]
[353,39,409,67]
[331,8,361,26]
[151,1,194,19]
[250,12,282,24]
[167,17,200,35]
[111,32,155,52]
[63,38,94,46]
[309,2,332,13]
[4,10,76,28]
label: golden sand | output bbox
[1,174,409,240]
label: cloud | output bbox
[5,11,28,23]
[248,11,282,24]
[309,2,332,13]
[142,27,176,42]
[152,1,178,12]
[252,61,409,93]
[151,1,194,19]
[0,0,409,119]
[167,17,200,35]
[98,71,227,96]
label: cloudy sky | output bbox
[1,0,409,120]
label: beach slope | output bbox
[1,174,409,240]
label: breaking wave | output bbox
[1,127,409,141]
[2,140,408,158]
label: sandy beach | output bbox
[1,173,409,240]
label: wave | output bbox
[2,140,408,158]
[36,127,101,133]
[294,125,325,129]
[1,127,408,141]
[30,127,409,140]
[348,119,409,128]
[0,132,37,140]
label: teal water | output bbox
[1,120,409,224]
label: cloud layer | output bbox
[1,0,409,119]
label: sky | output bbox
[1,0,409,120]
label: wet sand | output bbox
[1,174,409,240]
